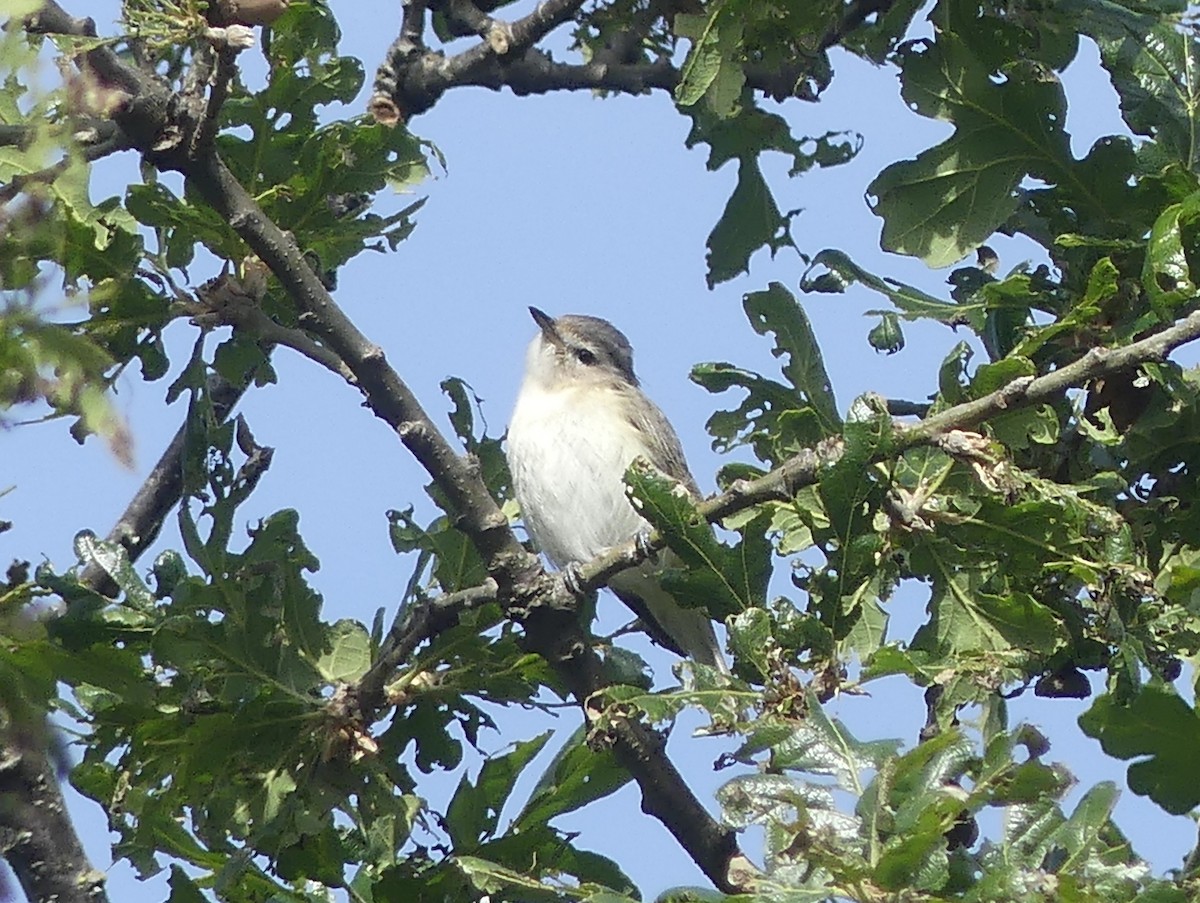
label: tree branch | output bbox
[366,0,878,122]
[393,307,1200,619]
[575,309,1200,591]
[190,45,238,156]
[178,145,747,891]
[886,398,932,418]
[79,374,244,597]
[368,42,821,121]
[369,0,587,122]
[0,126,132,204]
[0,725,108,903]
[355,579,499,713]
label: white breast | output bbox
[507,382,649,566]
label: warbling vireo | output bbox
[506,307,725,670]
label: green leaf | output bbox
[801,249,976,328]
[625,463,770,619]
[166,865,209,903]
[726,607,773,679]
[684,105,858,287]
[971,356,1035,398]
[912,567,1067,660]
[869,36,1072,266]
[718,772,861,841]
[744,283,840,433]
[868,312,905,354]
[1012,256,1118,359]
[316,619,372,683]
[1143,190,1200,311]
[387,507,487,594]
[839,597,889,659]
[1067,5,1200,170]
[674,6,745,117]
[705,157,793,286]
[126,181,241,263]
[773,701,901,789]
[692,284,840,465]
[515,725,631,830]
[455,854,635,900]
[446,732,553,849]
[1050,781,1120,860]
[1079,686,1200,814]
[691,362,820,464]
[989,404,1061,452]
[73,530,156,611]
[819,401,891,537]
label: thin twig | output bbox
[191,44,240,156]
[355,579,499,713]
[184,284,355,381]
[0,127,132,204]
[886,398,932,418]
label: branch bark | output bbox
[369,44,818,121]
[370,0,589,122]
[0,726,107,903]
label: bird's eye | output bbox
[574,346,598,365]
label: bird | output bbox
[506,306,726,670]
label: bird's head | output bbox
[522,306,640,391]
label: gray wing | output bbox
[614,387,728,671]
[619,385,702,498]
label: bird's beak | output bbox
[528,306,564,349]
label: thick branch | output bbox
[370,0,587,122]
[0,726,107,903]
[367,0,881,122]
[25,2,143,96]
[81,375,244,596]
[369,44,819,120]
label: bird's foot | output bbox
[633,528,656,559]
[561,562,587,597]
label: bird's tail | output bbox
[610,568,728,673]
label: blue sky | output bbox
[3,1,1193,899]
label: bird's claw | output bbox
[561,562,586,597]
[633,529,655,559]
